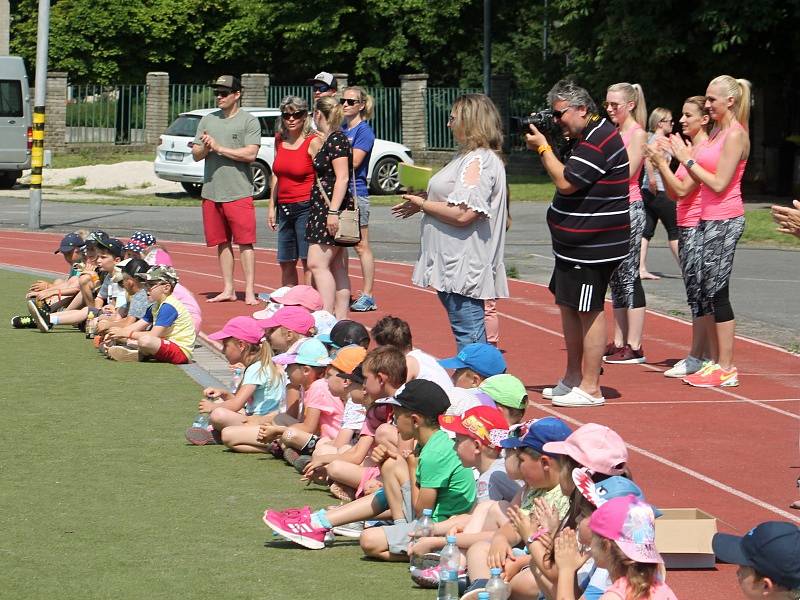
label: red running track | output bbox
[2,229,798,599]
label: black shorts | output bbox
[549,258,620,312]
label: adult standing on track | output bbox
[603,82,649,365]
[525,80,630,408]
[192,75,261,305]
[341,86,378,313]
[670,76,751,388]
[268,96,316,287]
[392,94,508,351]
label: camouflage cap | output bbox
[135,265,179,285]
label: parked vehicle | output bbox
[154,107,413,199]
[0,56,32,189]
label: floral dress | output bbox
[305,130,354,246]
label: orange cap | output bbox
[330,345,367,374]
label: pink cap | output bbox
[588,495,663,564]
[542,423,628,476]
[271,285,323,312]
[207,316,266,344]
[258,306,315,335]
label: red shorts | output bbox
[202,197,257,246]
[154,339,190,364]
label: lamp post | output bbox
[28,0,50,230]
[483,0,491,96]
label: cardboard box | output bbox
[655,508,718,569]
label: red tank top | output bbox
[273,134,315,204]
[621,123,644,203]
[696,122,746,220]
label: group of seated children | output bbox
[11,229,200,365]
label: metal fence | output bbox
[169,84,217,122]
[66,84,147,144]
[424,87,481,150]
[508,90,541,151]
[267,85,314,109]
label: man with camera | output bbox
[525,80,631,407]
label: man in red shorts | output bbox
[192,75,261,305]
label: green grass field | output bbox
[0,270,428,600]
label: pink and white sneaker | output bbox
[262,506,328,550]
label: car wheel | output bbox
[251,161,270,200]
[0,171,19,189]
[181,182,202,197]
[370,156,401,195]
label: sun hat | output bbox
[270,285,323,312]
[439,343,507,378]
[542,423,628,476]
[252,286,292,321]
[329,345,367,375]
[273,338,331,367]
[500,417,573,453]
[479,374,528,410]
[130,231,156,246]
[257,306,315,335]
[588,495,663,564]
[572,470,662,517]
[439,406,509,449]
[208,316,267,345]
[312,310,338,337]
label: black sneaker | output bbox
[26,299,52,332]
[11,315,37,329]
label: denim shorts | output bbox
[276,200,311,262]
[357,195,370,227]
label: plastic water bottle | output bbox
[191,412,209,429]
[485,567,509,600]
[410,508,434,570]
[478,593,490,600]
[437,535,460,600]
[230,367,243,392]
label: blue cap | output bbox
[438,343,507,378]
[500,417,572,453]
[55,232,85,254]
[573,472,663,518]
[713,522,800,590]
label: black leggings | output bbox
[642,189,679,241]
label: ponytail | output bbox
[315,96,344,130]
[607,82,647,128]
[345,85,375,121]
[257,339,282,386]
[708,75,752,130]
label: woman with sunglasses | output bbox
[392,94,508,351]
[603,82,649,366]
[305,96,355,319]
[268,96,316,287]
[340,86,378,312]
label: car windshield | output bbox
[165,115,201,137]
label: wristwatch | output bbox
[685,159,696,170]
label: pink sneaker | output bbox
[410,564,467,589]
[262,506,328,549]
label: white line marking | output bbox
[560,398,799,406]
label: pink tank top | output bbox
[695,123,747,220]
[621,123,644,203]
[674,162,702,227]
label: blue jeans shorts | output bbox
[357,195,370,227]
[276,200,311,262]
[437,291,487,350]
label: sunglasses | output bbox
[281,111,307,120]
[339,98,361,106]
[313,84,331,93]
[602,101,622,110]
[214,90,232,98]
[553,106,573,119]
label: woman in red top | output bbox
[268,96,316,286]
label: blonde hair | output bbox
[647,107,672,133]
[608,82,647,128]
[344,86,374,121]
[315,96,344,131]
[450,93,503,154]
[256,340,282,385]
[276,95,312,139]
[684,95,713,135]
[708,75,752,129]
[600,536,661,600]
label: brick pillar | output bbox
[400,74,428,153]
[333,73,348,94]
[490,75,511,153]
[241,73,268,107]
[145,72,169,145]
[44,72,67,151]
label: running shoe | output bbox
[332,521,364,538]
[410,564,467,589]
[350,293,377,312]
[11,315,37,329]
[107,346,140,362]
[604,342,623,356]
[663,356,704,378]
[262,505,329,550]
[683,363,739,387]
[542,380,571,399]
[603,344,646,364]
[185,426,218,446]
[551,387,605,407]
[293,455,312,473]
[26,299,51,332]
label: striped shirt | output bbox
[547,116,631,264]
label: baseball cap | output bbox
[252,286,292,321]
[713,522,800,590]
[130,231,156,246]
[95,236,124,258]
[439,406,509,449]
[54,232,85,254]
[208,316,266,345]
[330,345,367,375]
[439,343,507,378]
[258,306,315,335]
[308,72,336,88]
[112,258,150,283]
[382,379,450,418]
[210,75,241,91]
[479,374,527,410]
[572,470,662,518]
[123,240,146,253]
[337,364,365,385]
[542,423,628,476]
[273,338,332,367]
[270,285,323,312]
[312,310,338,337]
[317,319,370,349]
[84,230,109,245]
[589,495,663,564]
[135,265,179,285]
[500,417,572,453]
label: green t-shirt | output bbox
[416,429,477,522]
[193,109,261,203]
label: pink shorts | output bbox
[154,339,190,364]
[202,197,256,246]
[356,466,382,498]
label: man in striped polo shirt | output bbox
[526,80,630,407]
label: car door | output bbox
[0,79,27,166]
[257,115,277,167]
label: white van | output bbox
[0,56,32,188]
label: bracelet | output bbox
[328,209,340,216]
[526,527,549,545]
[537,144,552,156]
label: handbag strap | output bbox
[315,133,359,211]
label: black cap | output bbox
[95,237,124,258]
[210,75,241,92]
[324,320,370,349]
[55,232,85,254]
[121,258,150,278]
[337,364,365,385]
[713,522,800,590]
[384,379,450,418]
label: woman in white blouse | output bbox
[392,94,508,351]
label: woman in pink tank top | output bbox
[603,82,649,366]
[669,76,751,388]
[646,96,712,379]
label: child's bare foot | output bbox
[244,293,259,306]
[206,291,237,303]
[329,482,355,502]
[640,270,660,280]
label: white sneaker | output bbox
[332,521,364,538]
[552,387,605,407]
[542,380,572,399]
[664,356,704,378]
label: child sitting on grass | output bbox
[185,316,284,447]
[95,258,152,349]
